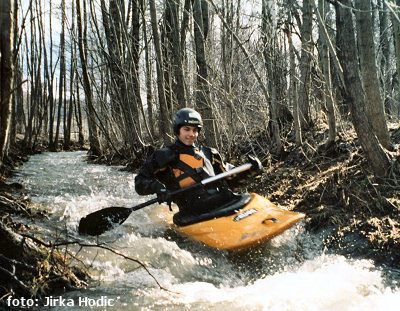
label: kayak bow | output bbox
[153,193,305,250]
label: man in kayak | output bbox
[134,107,262,223]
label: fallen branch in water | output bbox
[0,222,86,301]
[19,233,172,292]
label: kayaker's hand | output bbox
[248,155,263,173]
[156,188,172,205]
[150,180,165,193]
[150,180,172,204]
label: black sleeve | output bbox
[134,147,176,195]
[204,147,231,174]
[205,147,256,191]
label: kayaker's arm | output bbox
[203,147,234,174]
[135,163,162,196]
[224,155,263,190]
[134,156,174,205]
[135,148,176,196]
[202,147,263,189]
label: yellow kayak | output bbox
[152,193,305,251]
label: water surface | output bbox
[10,151,400,310]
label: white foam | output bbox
[147,255,400,311]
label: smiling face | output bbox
[178,125,199,146]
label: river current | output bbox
[9,151,400,310]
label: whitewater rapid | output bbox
[9,151,400,310]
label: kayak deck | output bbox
[153,193,305,250]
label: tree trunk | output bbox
[354,0,390,150]
[131,0,151,144]
[26,6,49,150]
[377,0,392,115]
[14,3,25,137]
[390,0,400,116]
[0,0,14,166]
[161,2,174,112]
[317,0,336,145]
[298,0,313,129]
[262,0,283,153]
[221,0,234,96]
[36,0,50,145]
[52,0,66,151]
[167,0,187,108]
[220,0,235,150]
[47,0,55,147]
[100,0,128,141]
[193,0,217,148]
[180,0,191,54]
[24,7,38,149]
[149,0,170,142]
[74,74,85,147]
[335,0,391,177]
[285,19,302,146]
[9,0,19,144]
[14,68,25,135]
[76,0,101,157]
[140,0,155,139]
[64,0,75,149]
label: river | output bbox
[9,151,400,310]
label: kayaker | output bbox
[134,107,262,223]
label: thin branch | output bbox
[0,266,31,295]
[19,234,172,292]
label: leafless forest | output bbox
[2,0,400,300]
[1,0,400,177]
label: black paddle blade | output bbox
[78,206,133,236]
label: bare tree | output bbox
[291,47,302,147]
[8,0,400,177]
[219,0,241,153]
[0,0,15,166]
[193,0,217,148]
[76,0,101,157]
[355,0,390,150]
[298,0,313,129]
[64,0,75,149]
[284,2,302,146]
[262,0,283,153]
[335,0,391,177]
[165,0,187,108]
[389,0,400,114]
[47,0,55,148]
[210,0,282,154]
[74,72,84,147]
[24,0,43,150]
[140,0,156,139]
[149,0,170,142]
[377,0,392,113]
[10,0,22,144]
[101,0,139,150]
[51,0,66,151]
[316,0,336,145]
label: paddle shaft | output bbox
[78,162,253,235]
[129,162,253,212]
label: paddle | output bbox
[78,163,253,236]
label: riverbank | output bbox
[245,125,400,270]
[0,144,88,306]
